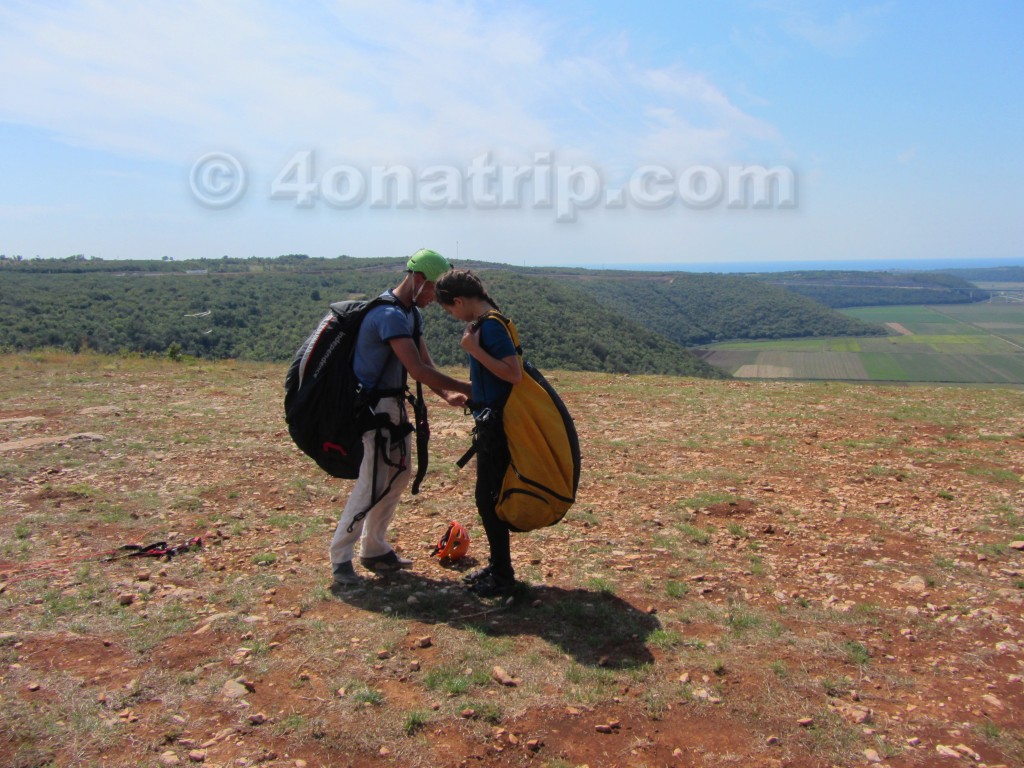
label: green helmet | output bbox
[406,248,451,282]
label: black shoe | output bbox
[332,561,362,586]
[360,550,413,573]
[461,565,492,584]
[468,574,516,598]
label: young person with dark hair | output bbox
[434,269,522,597]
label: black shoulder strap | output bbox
[366,293,419,391]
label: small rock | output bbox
[222,679,249,699]
[595,724,613,733]
[415,636,432,648]
[158,752,180,766]
[796,717,813,727]
[898,575,927,594]
[981,694,1004,710]
[249,712,267,725]
[492,666,517,686]
[863,748,881,763]
[954,744,981,761]
[187,749,206,763]
[1009,540,1024,551]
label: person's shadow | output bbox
[332,564,659,669]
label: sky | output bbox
[1,0,1022,269]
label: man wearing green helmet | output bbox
[330,249,471,586]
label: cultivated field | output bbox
[1,353,1023,767]
[701,303,1024,384]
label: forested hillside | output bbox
[0,254,938,373]
[0,257,720,377]
[568,272,883,345]
[748,270,988,307]
[936,266,1024,283]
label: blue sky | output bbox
[1,1,1022,268]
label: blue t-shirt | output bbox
[353,291,421,390]
[470,317,517,413]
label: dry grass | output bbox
[1,351,1022,767]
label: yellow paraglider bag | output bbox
[457,311,581,532]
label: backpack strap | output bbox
[477,310,522,357]
[456,311,521,469]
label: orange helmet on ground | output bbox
[433,521,470,562]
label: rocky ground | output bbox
[1,353,1022,768]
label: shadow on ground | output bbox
[331,568,660,669]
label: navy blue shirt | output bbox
[470,317,517,414]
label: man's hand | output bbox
[441,390,468,408]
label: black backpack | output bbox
[284,295,424,483]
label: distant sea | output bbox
[594,257,1024,274]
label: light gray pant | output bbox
[329,397,411,566]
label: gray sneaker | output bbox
[332,561,361,585]
[360,550,413,573]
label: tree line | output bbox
[1,255,990,376]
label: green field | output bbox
[701,302,1024,384]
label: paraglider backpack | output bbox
[457,311,581,531]
[284,295,430,493]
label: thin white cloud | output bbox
[758,1,890,56]
[0,1,783,174]
[897,147,918,165]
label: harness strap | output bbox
[344,413,413,533]
[410,381,429,495]
[456,443,477,468]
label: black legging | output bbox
[475,436,514,585]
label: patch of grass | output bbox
[125,600,193,653]
[977,542,1009,558]
[351,686,384,707]
[464,701,502,724]
[966,465,1020,484]
[842,641,871,667]
[171,494,204,513]
[585,576,616,594]
[665,580,690,599]
[648,628,682,650]
[423,666,485,696]
[726,522,748,538]
[678,523,711,545]
[267,512,300,528]
[677,491,738,509]
[726,605,763,634]
[563,664,617,704]
[402,709,432,736]
[252,552,278,566]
